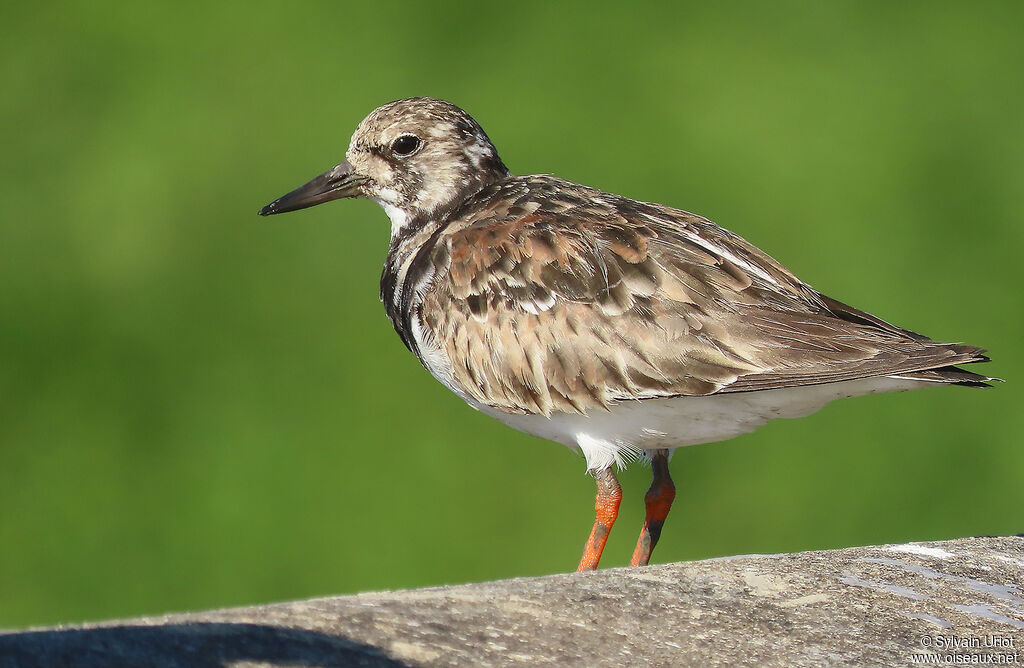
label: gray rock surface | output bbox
[1,536,1022,667]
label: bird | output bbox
[259,97,995,571]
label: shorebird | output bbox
[259,97,994,571]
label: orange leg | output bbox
[629,449,676,567]
[576,467,622,571]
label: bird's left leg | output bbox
[577,466,622,571]
[629,449,675,567]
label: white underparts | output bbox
[479,376,927,472]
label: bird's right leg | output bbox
[629,449,675,567]
[577,466,622,571]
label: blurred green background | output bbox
[1,1,1022,629]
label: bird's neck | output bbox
[378,168,512,352]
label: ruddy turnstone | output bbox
[259,97,994,571]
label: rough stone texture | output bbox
[1,536,1022,667]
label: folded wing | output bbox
[417,176,990,415]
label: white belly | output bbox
[408,316,929,472]
[476,377,928,472]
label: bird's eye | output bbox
[391,134,421,156]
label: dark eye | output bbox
[391,134,421,156]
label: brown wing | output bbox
[417,176,988,415]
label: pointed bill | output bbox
[258,160,367,216]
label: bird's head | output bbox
[259,97,509,235]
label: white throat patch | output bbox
[379,201,409,237]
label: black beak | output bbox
[258,160,367,216]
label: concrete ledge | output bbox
[1,536,1022,667]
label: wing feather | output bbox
[416,176,989,415]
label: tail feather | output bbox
[820,295,998,388]
[888,359,1000,388]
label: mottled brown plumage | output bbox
[409,174,988,417]
[260,97,995,571]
